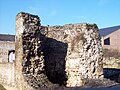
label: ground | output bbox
[1,84,18,90]
[0,84,6,90]
[0,63,120,90]
[1,84,120,90]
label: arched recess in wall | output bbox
[8,50,15,63]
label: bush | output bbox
[103,49,120,58]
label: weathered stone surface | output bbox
[15,12,103,89]
[16,12,34,90]
[0,64,15,86]
[47,24,103,87]
[15,12,55,90]
[0,41,15,63]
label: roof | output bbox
[0,34,15,41]
[99,25,120,36]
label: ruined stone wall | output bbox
[15,12,103,89]
[0,64,15,86]
[47,24,103,86]
[0,41,15,63]
[15,12,34,90]
[15,12,54,90]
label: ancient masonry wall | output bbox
[0,41,15,63]
[47,24,103,86]
[15,12,53,90]
[15,12,103,89]
[15,12,35,90]
[0,64,15,86]
[0,37,15,86]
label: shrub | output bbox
[103,49,120,58]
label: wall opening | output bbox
[42,38,68,85]
[8,50,15,63]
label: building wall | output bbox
[0,41,15,63]
[103,29,120,51]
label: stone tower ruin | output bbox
[15,12,103,90]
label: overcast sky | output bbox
[0,0,120,34]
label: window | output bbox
[104,37,110,45]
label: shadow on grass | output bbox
[103,68,120,83]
